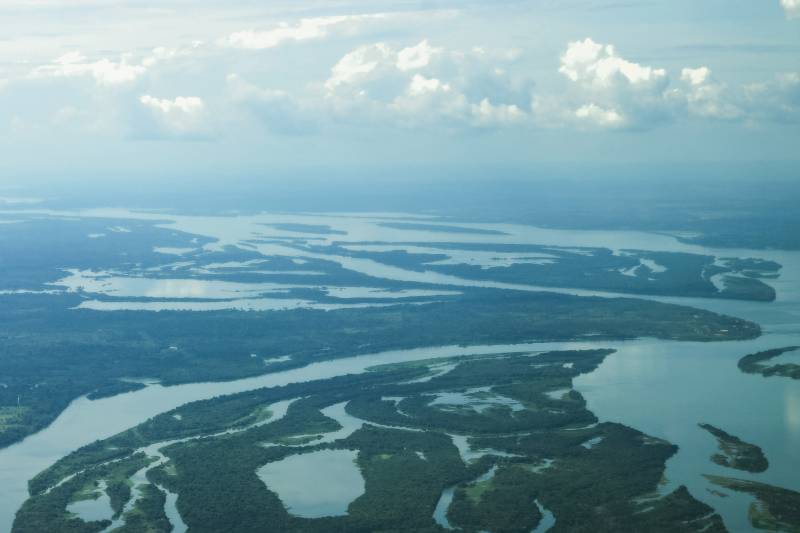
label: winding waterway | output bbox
[0,212,798,531]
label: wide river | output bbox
[0,211,798,532]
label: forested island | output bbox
[738,346,800,380]
[14,349,727,533]
[705,476,800,533]
[698,423,768,473]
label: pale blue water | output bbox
[257,449,364,518]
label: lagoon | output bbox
[257,449,364,518]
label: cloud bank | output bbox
[2,2,797,153]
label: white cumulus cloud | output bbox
[140,94,204,114]
[742,72,800,122]
[323,40,531,128]
[545,39,796,128]
[559,38,666,89]
[29,44,199,87]
[139,94,209,137]
[471,99,526,126]
[32,51,146,86]
[538,38,675,129]
[391,74,468,123]
[679,67,741,119]
[396,40,441,71]
[780,0,800,19]
[220,14,386,50]
[574,103,624,128]
[680,66,711,86]
[324,42,396,93]
[407,73,451,95]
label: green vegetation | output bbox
[87,381,147,401]
[0,406,29,433]
[14,453,152,533]
[28,440,138,496]
[705,475,800,532]
[462,419,725,532]
[15,349,725,533]
[0,213,769,454]
[738,346,800,380]
[2,186,793,532]
[326,242,777,301]
[448,465,543,533]
[0,216,212,290]
[106,479,132,519]
[0,288,758,450]
[111,484,171,533]
[698,423,768,473]
[718,258,781,278]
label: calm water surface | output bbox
[257,449,364,518]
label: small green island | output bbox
[698,423,768,473]
[738,346,800,380]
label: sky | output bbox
[0,0,798,186]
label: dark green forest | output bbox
[14,350,734,533]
